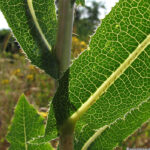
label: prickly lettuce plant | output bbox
[0,0,150,149]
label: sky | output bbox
[0,0,119,30]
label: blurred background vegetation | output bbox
[0,1,150,150]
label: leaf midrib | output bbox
[23,100,28,150]
[27,0,52,51]
[69,34,150,123]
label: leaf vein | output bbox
[69,34,150,122]
[27,0,52,51]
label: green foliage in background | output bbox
[76,0,85,6]
[74,1,104,42]
[0,0,150,150]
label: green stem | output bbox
[55,0,75,77]
[59,133,74,150]
[55,0,75,149]
[59,119,75,150]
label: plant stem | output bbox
[55,0,75,77]
[55,0,75,149]
[59,133,74,150]
[59,120,75,150]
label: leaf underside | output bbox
[2,0,150,150]
[45,0,150,149]
[0,0,59,79]
[7,94,53,150]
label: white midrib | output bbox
[27,0,51,51]
[23,101,28,150]
[69,34,150,123]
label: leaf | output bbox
[7,94,53,150]
[29,102,58,144]
[0,0,59,79]
[46,0,150,149]
[88,97,150,150]
[76,0,85,6]
[29,70,70,144]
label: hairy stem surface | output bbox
[55,0,75,77]
[55,0,75,149]
[59,133,74,150]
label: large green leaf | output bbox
[0,0,58,79]
[45,0,150,149]
[7,94,53,150]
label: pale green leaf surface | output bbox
[0,0,58,78]
[46,0,150,149]
[7,94,53,150]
